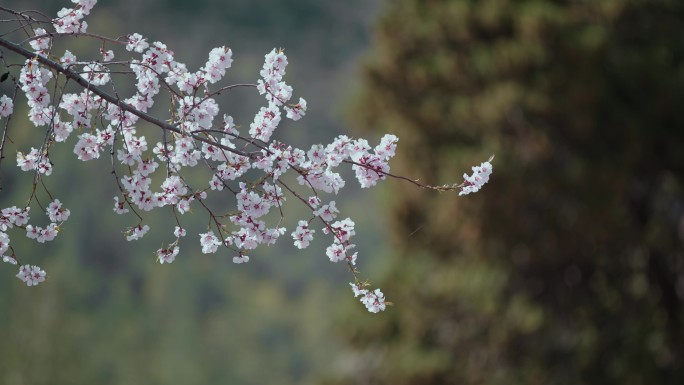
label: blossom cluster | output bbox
[0,207,30,266]
[0,199,70,284]
[0,0,493,311]
[16,265,46,286]
[351,282,387,313]
[52,0,96,34]
[458,160,493,196]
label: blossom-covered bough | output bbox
[0,0,492,313]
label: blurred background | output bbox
[2,0,684,384]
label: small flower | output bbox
[174,226,186,238]
[199,231,221,254]
[157,246,179,264]
[326,243,346,263]
[83,62,110,86]
[26,224,39,240]
[46,199,70,222]
[291,220,315,249]
[350,283,387,313]
[232,253,249,264]
[13,207,29,226]
[350,282,365,297]
[29,28,50,51]
[176,198,192,214]
[37,223,58,243]
[374,134,398,160]
[458,157,493,196]
[100,48,114,61]
[113,197,129,214]
[60,50,77,67]
[0,95,14,117]
[285,98,307,121]
[126,224,150,241]
[360,288,387,313]
[307,196,321,209]
[313,201,339,222]
[126,33,149,53]
[16,265,46,286]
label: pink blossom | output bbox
[46,199,70,222]
[174,226,186,238]
[16,265,46,286]
[126,224,150,241]
[0,95,13,117]
[157,246,179,264]
[233,253,249,264]
[126,33,149,53]
[292,220,315,249]
[284,98,307,121]
[458,159,493,196]
[199,231,221,254]
[313,201,339,222]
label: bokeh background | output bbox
[2,1,684,384]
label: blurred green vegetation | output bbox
[0,1,385,384]
[327,0,684,384]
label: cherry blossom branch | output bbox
[0,36,251,158]
[0,0,493,313]
[344,154,495,192]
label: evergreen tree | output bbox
[331,1,684,384]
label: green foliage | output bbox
[329,0,684,384]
